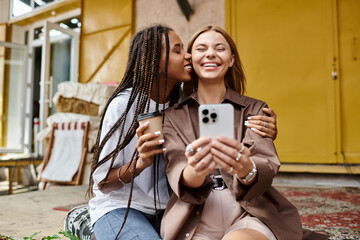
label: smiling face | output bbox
[160,30,192,86]
[191,30,234,84]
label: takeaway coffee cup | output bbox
[137,111,163,141]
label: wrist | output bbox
[117,167,126,186]
[135,160,147,172]
[135,156,150,173]
[236,160,257,184]
[182,166,205,188]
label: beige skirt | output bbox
[192,189,277,240]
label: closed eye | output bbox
[173,44,182,54]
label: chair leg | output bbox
[8,167,13,194]
[41,181,48,190]
[17,166,22,184]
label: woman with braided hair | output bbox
[87,25,278,240]
[87,24,192,240]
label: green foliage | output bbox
[0,230,78,240]
[24,231,79,240]
[23,232,41,240]
[0,234,15,240]
[57,231,78,240]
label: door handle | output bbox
[49,76,53,108]
[43,76,53,107]
[332,70,338,80]
[353,37,357,61]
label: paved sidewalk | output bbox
[273,172,360,188]
[0,185,88,239]
[0,173,359,239]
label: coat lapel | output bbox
[166,104,197,145]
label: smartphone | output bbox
[199,103,234,139]
[199,104,234,169]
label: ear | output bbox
[229,54,235,68]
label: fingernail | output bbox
[251,128,256,132]
[247,116,252,120]
[144,121,150,125]
[244,121,250,126]
[159,139,165,144]
[162,148,167,152]
[154,131,161,135]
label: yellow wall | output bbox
[0,23,6,147]
[226,0,360,165]
[338,0,360,165]
[79,0,133,84]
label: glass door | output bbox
[38,21,79,152]
[0,41,28,153]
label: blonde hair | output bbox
[184,25,246,97]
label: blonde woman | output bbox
[161,26,328,240]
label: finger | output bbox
[192,153,217,175]
[214,136,243,152]
[198,160,217,176]
[247,123,277,140]
[188,155,198,165]
[247,116,276,124]
[249,127,273,138]
[138,138,165,153]
[137,131,162,147]
[211,139,238,160]
[262,107,277,118]
[136,121,149,137]
[211,147,236,168]
[245,119,266,127]
[185,137,211,157]
[188,143,212,166]
[246,121,276,133]
[196,142,212,158]
[193,162,217,177]
[212,155,229,169]
[139,147,166,160]
[262,108,278,140]
[212,155,237,174]
[193,151,213,168]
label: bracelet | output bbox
[237,159,257,184]
[117,167,126,186]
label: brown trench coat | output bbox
[161,89,328,240]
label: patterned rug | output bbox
[51,186,360,240]
[52,202,88,212]
[277,186,360,240]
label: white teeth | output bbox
[203,63,217,67]
[185,65,192,69]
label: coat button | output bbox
[185,233,190,237]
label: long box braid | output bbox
[87,25,172,239]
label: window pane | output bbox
[12,0,32,17]
[12,0,57,17]
[58,16,82,30]
[34,0,54,8]
[33,17,81,40]
[0,44,26,152]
